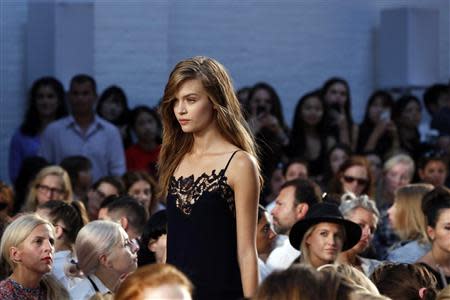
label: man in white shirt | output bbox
[266,178,321,270]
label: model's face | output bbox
[36,174,66,205]
[285,163,308,181]
[36,85,59,119]
[134,111,159,141]
[12,224,55,276]
[256,214,276,256]
[69,81,96,117]
[250,89,272,115]
[306,222,344,268]
[149,234,167,264]
[384,163,412,195]
[428,209,450,254]
[271,186,298,235]
[340,165,369,196]
[106,228,138,276]
[368,97,387,123]
[400,101,421,128]
[173,79,215,134]
[325,82,348,107]
[100,95,124,122]
[346,208,377,253]
[128,180,152,211]
[419,161,448,187]
[330,149,349,175]
[301,96,323,126]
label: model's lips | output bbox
[178,119,190,125]
[41,256,53,263]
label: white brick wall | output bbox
[1,0,449,183]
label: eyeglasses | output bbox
[342,175,368,186]
[36,184,65,195]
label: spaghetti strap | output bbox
[223,150,240,173]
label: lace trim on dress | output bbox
[169,169,235,215]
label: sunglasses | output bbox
[342,175,368,186]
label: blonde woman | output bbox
[387,183,434,263]
[289,202,361,269]
[158,56,261,299]
[68,220,138,299]
[0,214,69,299]
[24,165,73,212]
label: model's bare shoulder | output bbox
[227,150,259,188]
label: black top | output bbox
[419,262,450,290]
[167,151,243,300]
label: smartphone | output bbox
[380,109,391,121]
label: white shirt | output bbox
[69,274,111,300]
[258,257,272,283]
[52,250,82,290]
[266,235,300,270]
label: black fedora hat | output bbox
[289,202,361,251]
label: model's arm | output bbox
[229,151,260,298]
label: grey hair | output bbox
[339,192,380,218]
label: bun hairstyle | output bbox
[422,187,450,228]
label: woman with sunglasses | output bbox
[289,202,361,269]
[23,165,74,212]
[329,156,373,200]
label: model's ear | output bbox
[427,226,436,242]
[10,246,22,264]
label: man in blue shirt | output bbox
[39,74,125,181]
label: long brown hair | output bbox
[158,56,260,197]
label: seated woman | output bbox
[122,171,160,216]
[329,156,374,200]
[418,187,450,289]
[24,165,74,212]
[387,184,434,263]
[68,220,139,299]
[338,193,381,276]
[115,264,193,300]
[0,214,69,300]
[36,200,86,288]
[289,202,361,269]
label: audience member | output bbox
[329,156,374,199]
[263,163,285,207]
[137,210,167,266]
[321,77,357,150]
[60,155,93,202]
[423,83,450,140]
[283,158,309,181]
[387,184,433,263]
[39,74,125,182]
[267,179,321,270]
[365,151,384,183]
[338,193,381,276]
[8,76,67,183]
[356,90,398,159]
[371,263,438,300]
[24,165,73,212]
[0,181,14,221]
[256,205,276,282]
[288,90,331,178]
[36,200,85,288]
[289,202,361,269]
[418,154,448,187]
[373,153,415,259]
[125,106,161,177]
[97,85,132,148]
[322,143,352,191]
[122,171,159,216]
[115,264,193,300]
[68,220,138,299]
[85,176,125,220]
[0,214,69,299]
[418,186,450,289]
[99,195,148,240]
